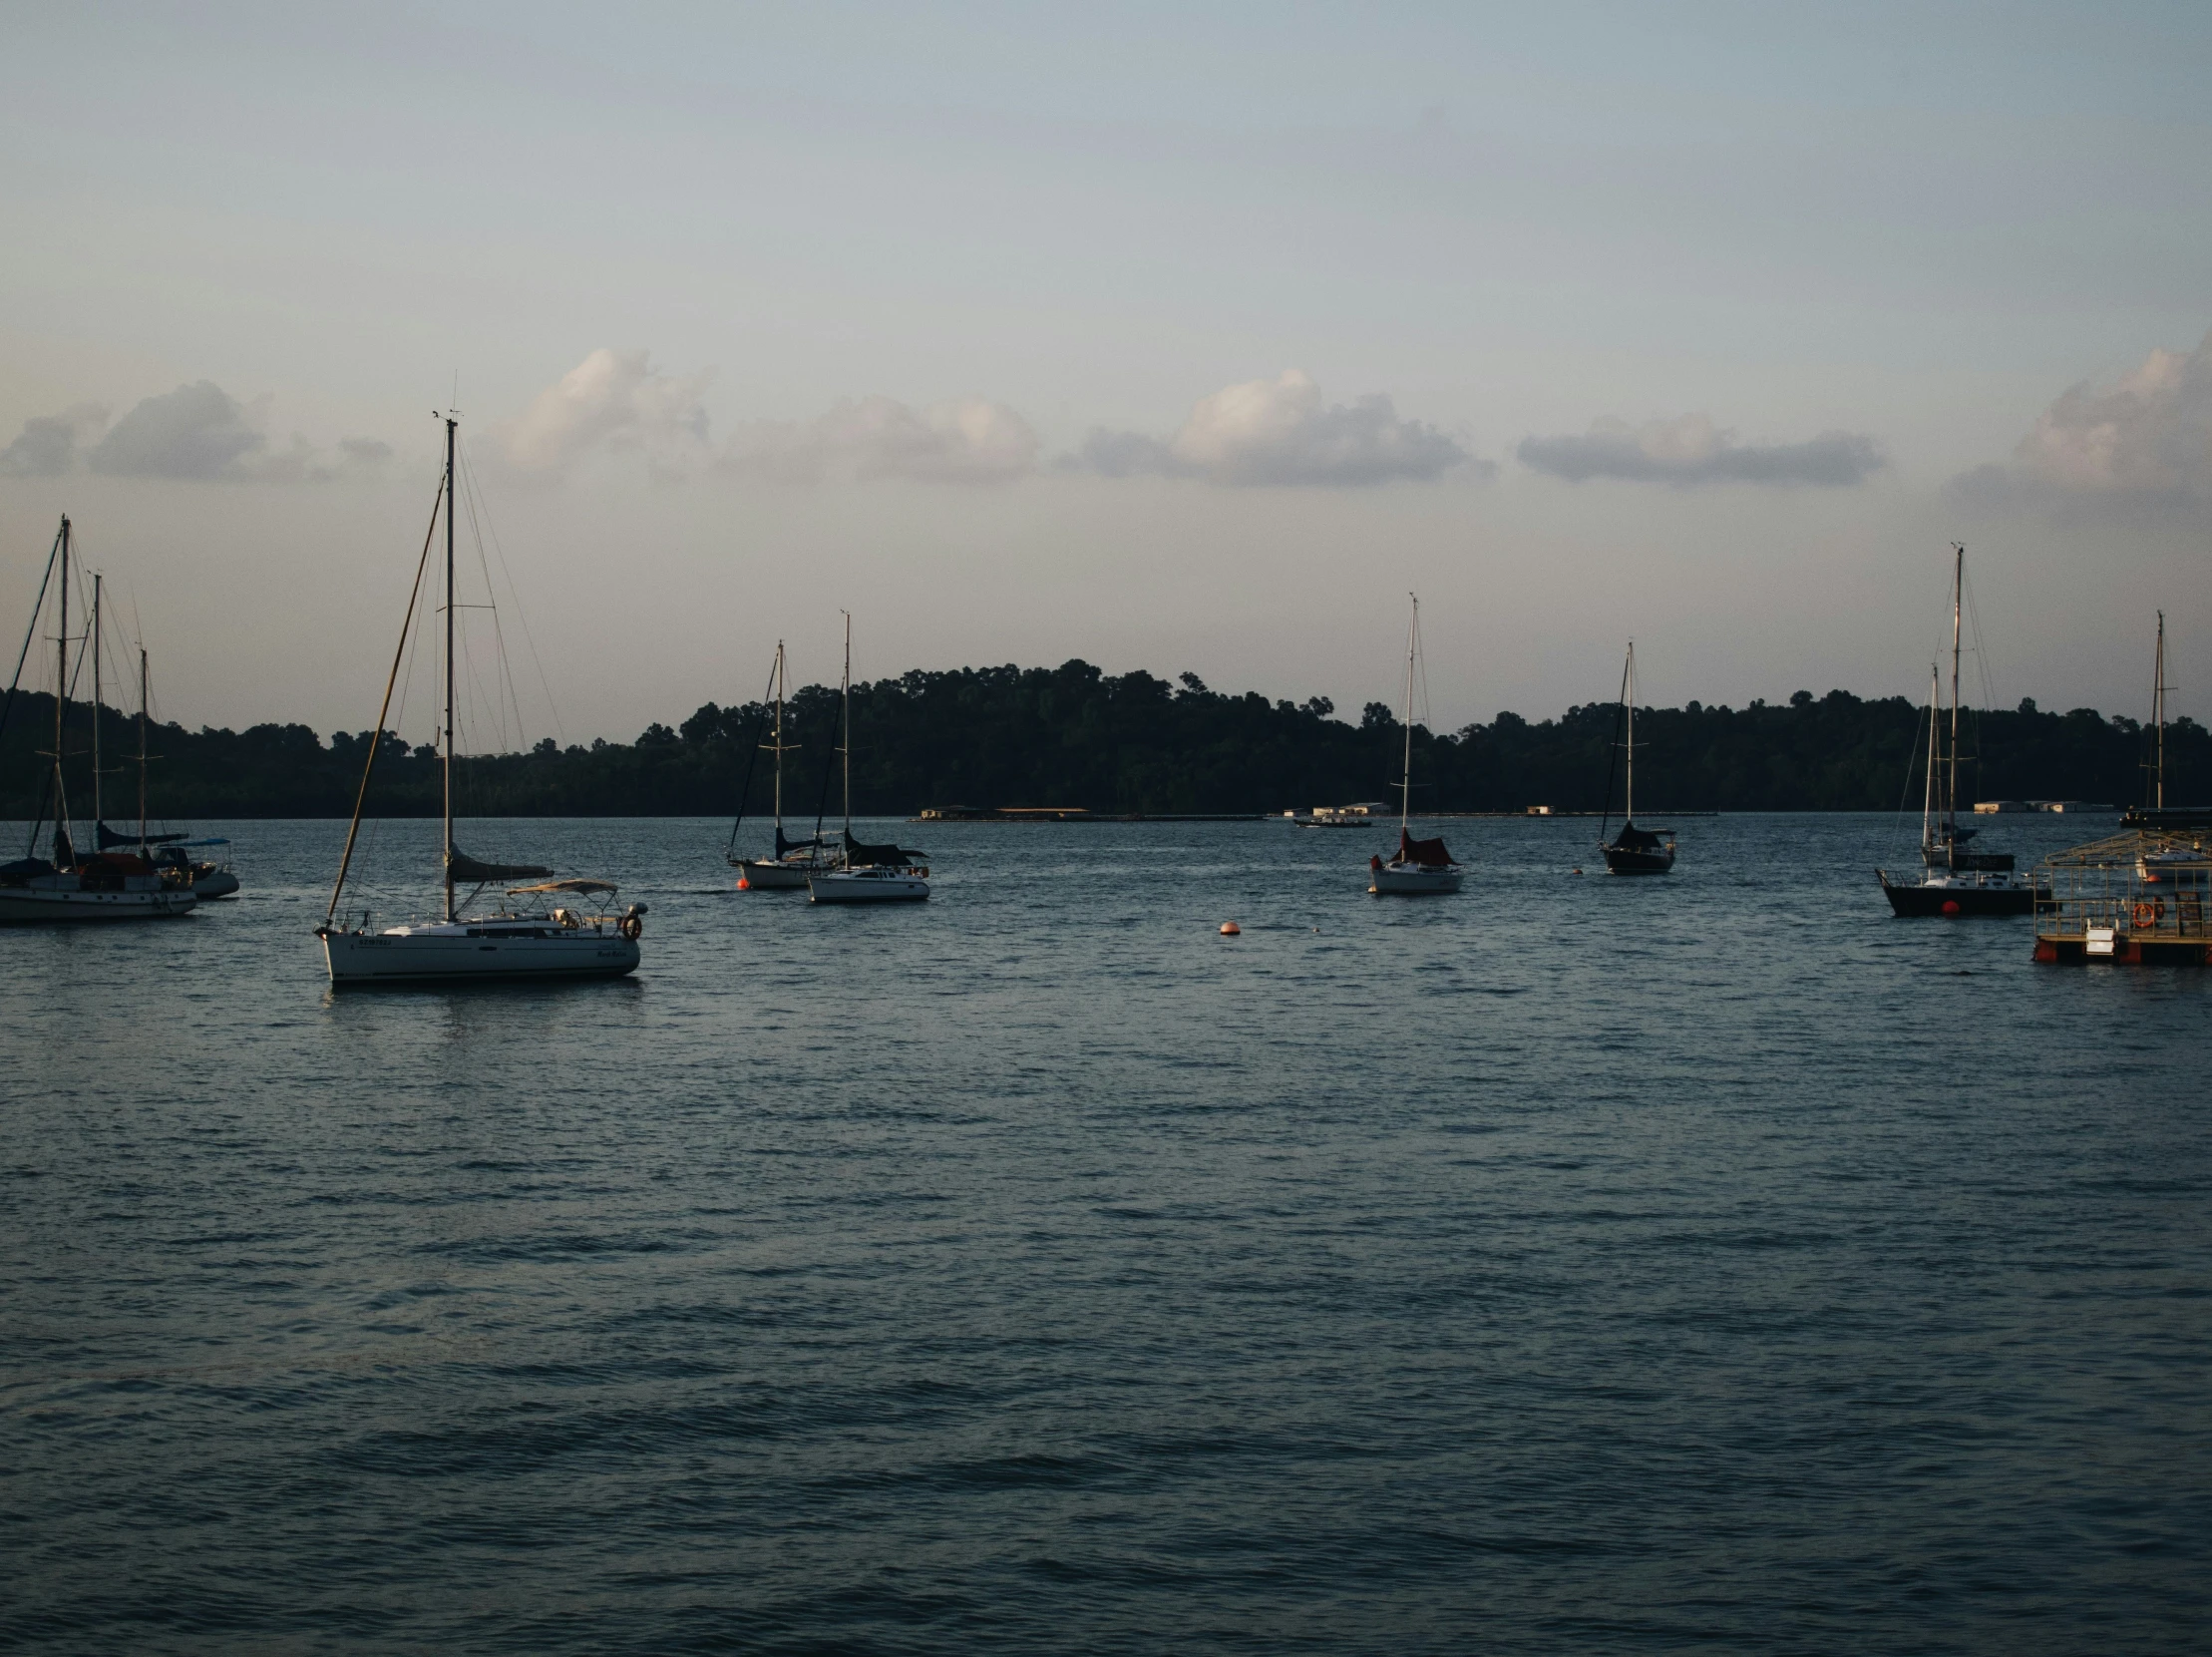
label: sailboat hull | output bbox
[809,871,929,903]
[733,858,824,890]
[321,927,640,983]
[1369,863,1464,895]
[1603,846,1675,876]
[1878,872,2038,917]
[0,885,197,923]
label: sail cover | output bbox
[776,825,826,858]
[843,831,926,867]
[1396,830,1454,867]
[506,877,616,896]
[447,846,553,883]
[96,820,187,849]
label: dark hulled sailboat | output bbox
[1598,642,1675,876]
[1878,545,2037,917]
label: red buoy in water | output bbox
[1941,899,1962,917]
[736,875,751,891]
[1220,921,1241,936]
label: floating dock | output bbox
[2033,825,2212,964]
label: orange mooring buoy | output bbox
[736,875,751,891]
[1220,921,1241,936]
[1942,899,1962,917]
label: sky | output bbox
[2,1,2209,745]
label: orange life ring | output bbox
[619,915,642,942]
[2132,901,2156,929]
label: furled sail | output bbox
[842,831,926,867]
[447,846,553,883]
[776,825,827,858]
[506,877,617,896]
[1396,830,1454,867]
[97,820,187,849]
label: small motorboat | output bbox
[810,866,929,904]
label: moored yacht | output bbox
[1598,642,1676,876]
[729,639,841,889]
[1367,596,1463,895]
[314,415,643,983]
[0,519,195,924]
[1878,546,2037,917]
[806,614,929,904]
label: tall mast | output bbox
[772,639,786,833]
[443,415,457,924]
[1625,641,1636,824]
[138,646,149,847]
[840,611,852,842]
[1922,662,1939,855]
[91,573,103,834]
[54,518,70,863]
[2153,610,2167,811]
[1947,543,1963,840]
[1399,596,1417,833]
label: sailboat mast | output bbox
[1625,641,1636,824]
[772,639,786,832]
[1399,596,1417,832]
[138,647,149,846]
[91,574,103,834]
[443,415,457,925]
[1947,543,1963,837]
[840,611,852,841]
[2153,610,2166,811]
[54,519,69,861]
[1922,663,1939,854]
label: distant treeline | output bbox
[0,663,2199,823]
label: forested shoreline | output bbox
[0,661,2198,822]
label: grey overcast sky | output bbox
[3,1,2209,743]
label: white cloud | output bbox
[1955,331,2212,505]
[719,394,1040,485]
[1517,412,1883,487]
[492,348,713,477]
[0,404,108,478]
[1073,370,1475,486]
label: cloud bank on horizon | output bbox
[1516,413,1884,488]
[10,337,2212,508]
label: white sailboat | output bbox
[315,416,644,983]
[1367,595,1464,895]
[0,518,197,924]
[809,613,930,904]
[729,639,839,889]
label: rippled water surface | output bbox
[4,813,2208,1654]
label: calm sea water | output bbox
[3,813,2207,1655]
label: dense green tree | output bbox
[0,668,2199,822]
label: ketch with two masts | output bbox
[315,416,645,982]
